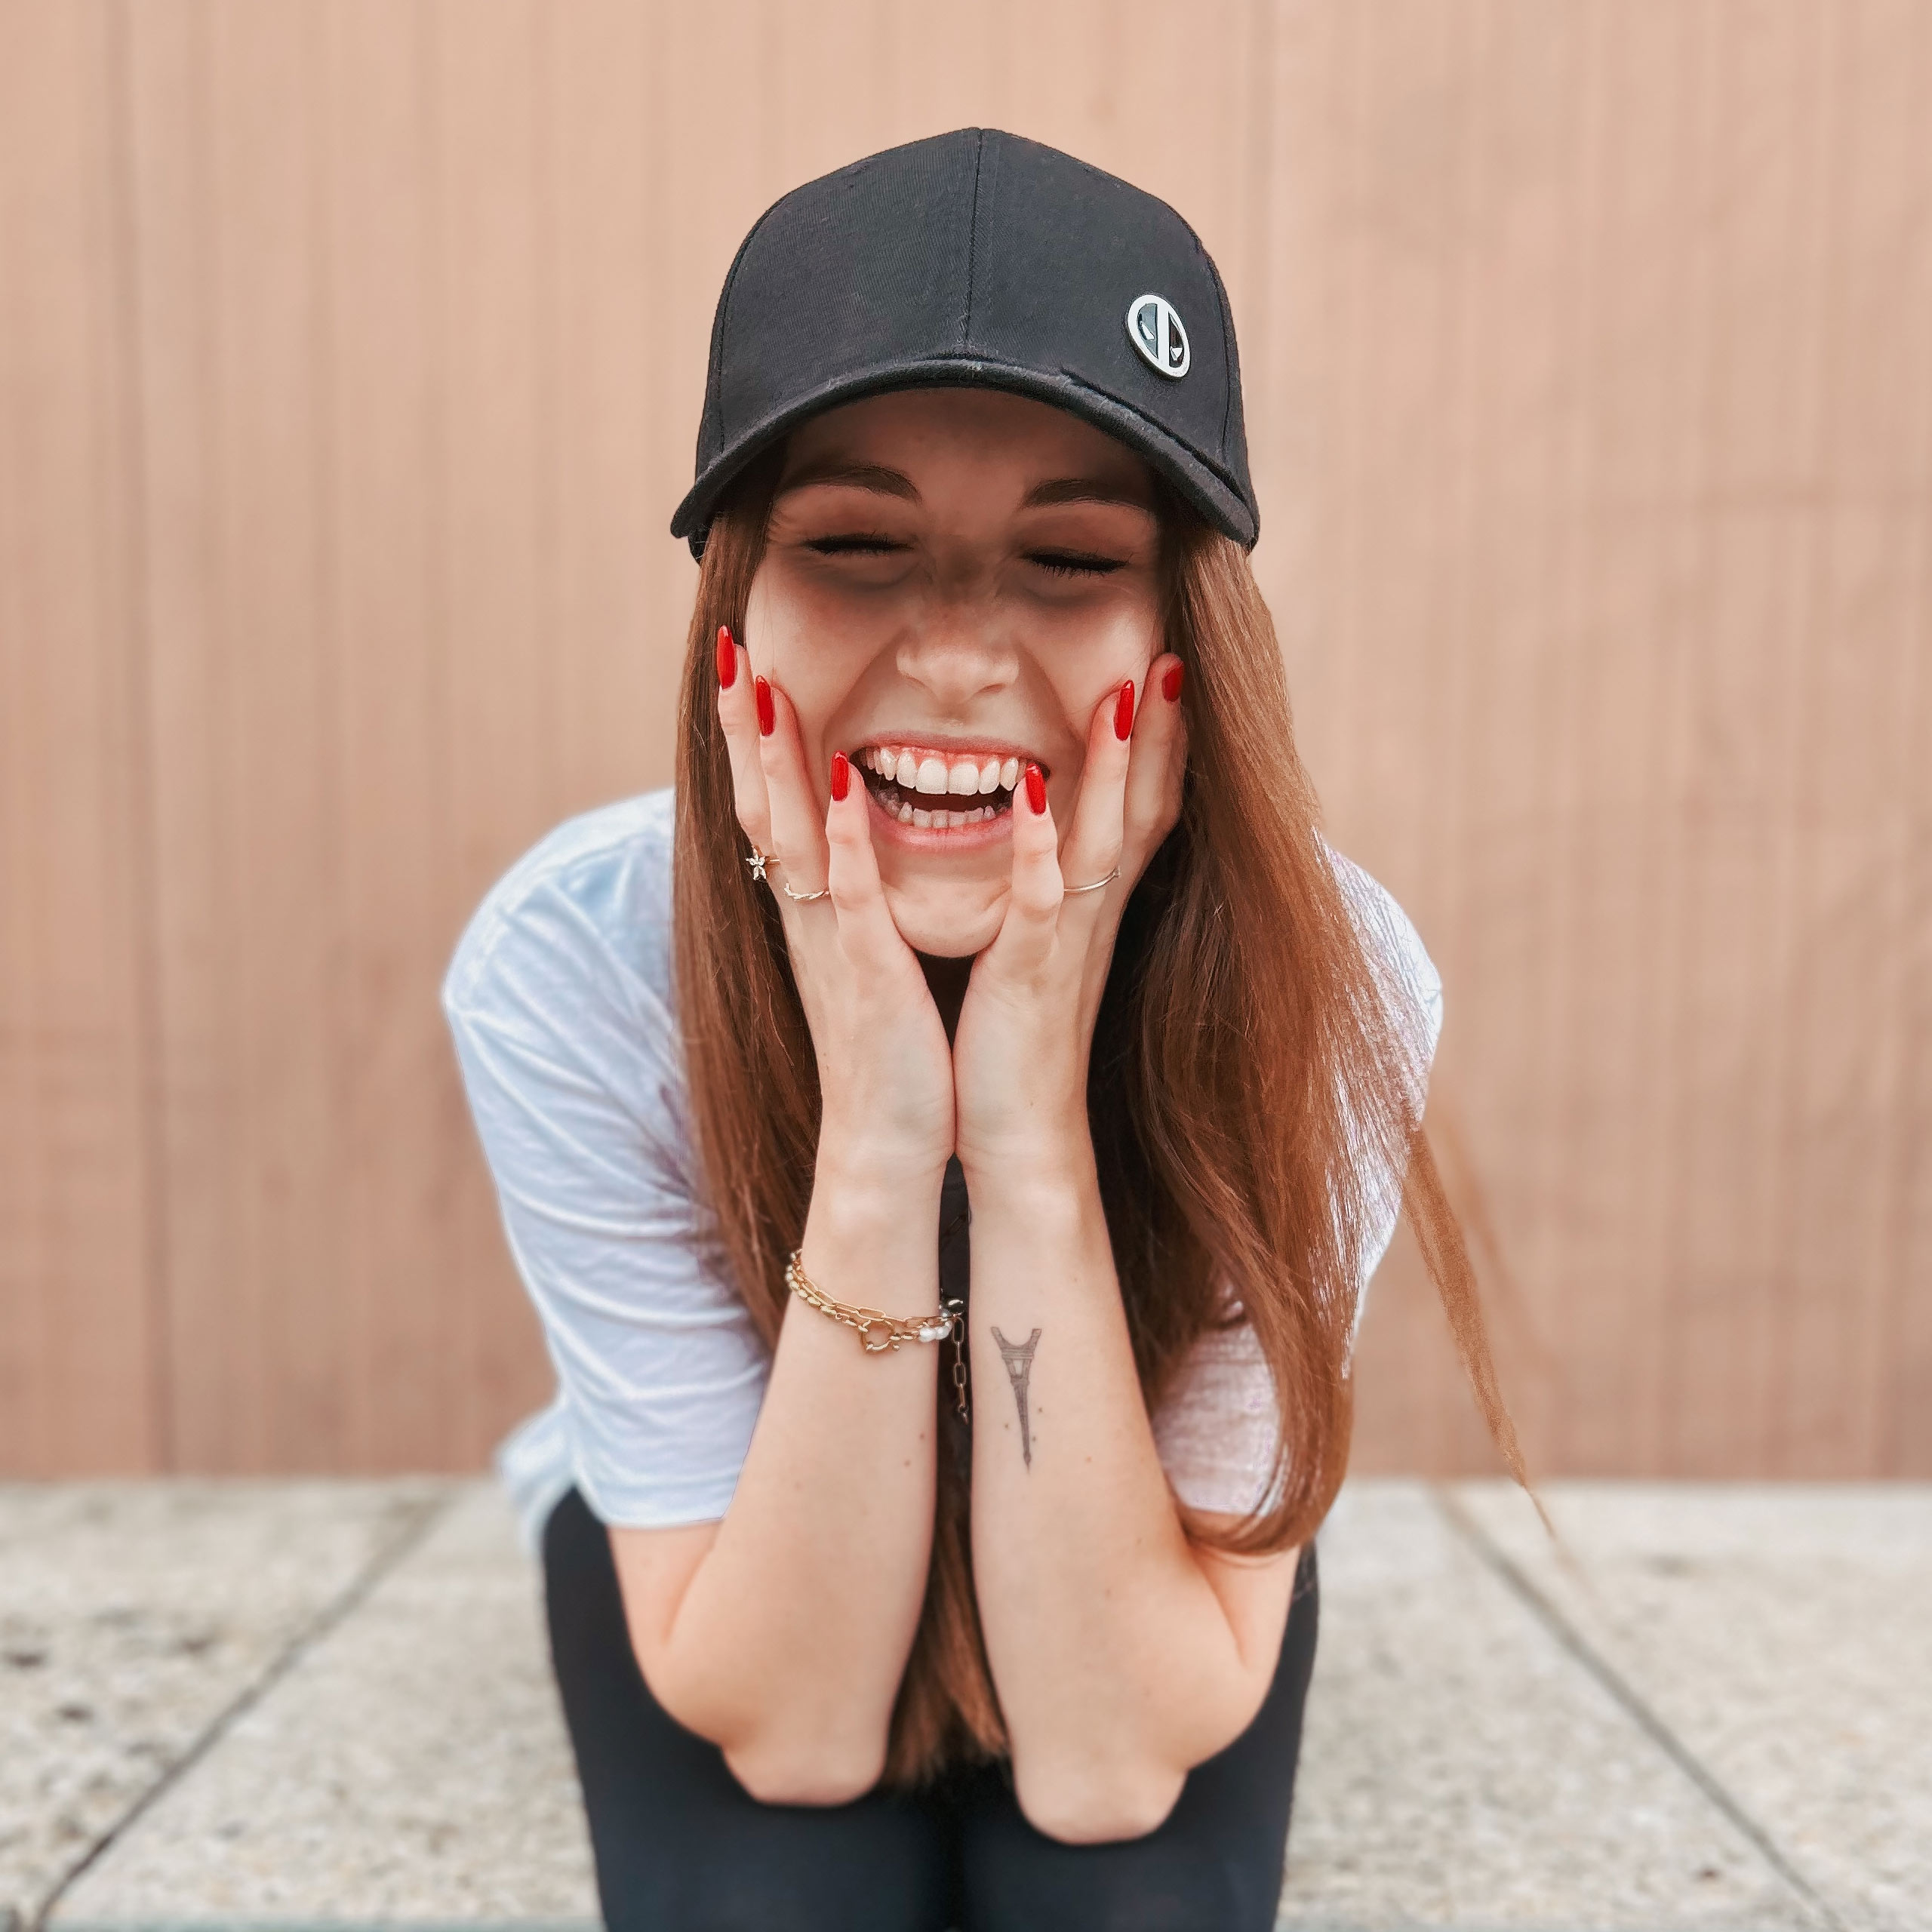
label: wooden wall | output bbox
[2,0,1927,1478]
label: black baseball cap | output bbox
[672,128,1257,557]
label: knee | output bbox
[721,1737,885,1810]
[1014,1758,1186,1845]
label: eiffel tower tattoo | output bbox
[990,1326,1042,1468]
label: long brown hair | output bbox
[672,453,1531,1787]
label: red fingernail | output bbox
[1161,661,1183,703]
[1114,679,1136,741]
[830,750,851,802]
[755,675,774,737]
[715,626,737,690]
[1024,762,1047,815]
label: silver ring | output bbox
[1062,867,1120,896]
[780,880,831,903]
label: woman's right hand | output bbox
[715,627,956,1186]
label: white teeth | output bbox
[873,793,1003,831]
[863,744,1026,804]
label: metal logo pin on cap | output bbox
[1127,294,1189,379]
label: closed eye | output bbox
[1026,550,1128,577]
[804,533,909,558]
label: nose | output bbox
[893,594,1019,710]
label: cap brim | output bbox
[670,356,1258,558]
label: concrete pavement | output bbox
[5,1478,1924,1931]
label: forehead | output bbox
[778,388,1155,505]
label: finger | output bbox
[755,675,832,903]
[984,758,1064,975]
[1056,675,1137,916]
[714,626,773,853]
[1121,652,1188,864]
[823,752,911,973]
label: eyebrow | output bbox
[775,460,921,502]
[1021,476,1155,513]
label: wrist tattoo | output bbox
[990,1326,1041,1468]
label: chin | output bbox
[883,883,1009,958]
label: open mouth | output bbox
[851,743,1037,830]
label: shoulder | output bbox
[441,788,676,1029]
[1323,843,1444,1054]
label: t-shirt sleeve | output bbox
[441,860,768,1530]
[1152,858,1444,1516]
[1333,854,1444,1346]
[1152,1316,1284,1516]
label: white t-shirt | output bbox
[442,789,1441,1552]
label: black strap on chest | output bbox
[937,1154,973,1475]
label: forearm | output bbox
[653,1155,946,1797]
[964,1137,1259,1837]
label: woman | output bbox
[445,130,1524,1931]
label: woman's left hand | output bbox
[952,654,1188,1180]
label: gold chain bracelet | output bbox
[785,1249,964,1355]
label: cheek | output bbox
[1035,600,1163,735]
[743,571,879,749]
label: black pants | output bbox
[542,1487,1319,1932]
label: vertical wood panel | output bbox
[217,0,345,1466]
[1672,0,1827,1476]
[123,0,235,1468]
[322,0,468,1468]
[1873,4,1932,1474]
[0,0,158,1471]
[3,0,1928,1477]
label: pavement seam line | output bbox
[1430,1484,1847,1932]
[28,1485,456,1932]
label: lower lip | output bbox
[865,783,1016,854]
